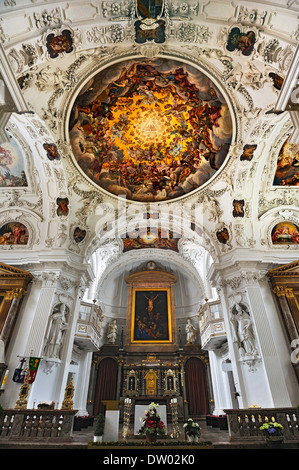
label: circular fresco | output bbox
[69,58,233,202]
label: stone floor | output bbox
[72,419,232,447]
[74,421,298,449]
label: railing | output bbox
[199,301,227,350]
[78,302,103,331]
[0,409,77,441]
[75,302,104,351]
[224,408,299,441]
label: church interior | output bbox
[0,0,298,449]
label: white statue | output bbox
[107,319,118,344]
[43,303,69,359]
[231,304,257,357]
[185,319,197,344]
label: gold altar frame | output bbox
[131,287,172,344]
[125,268,177,352]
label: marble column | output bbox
[24,282,58,358]
[246,283,292,406]
[74,351,93,415]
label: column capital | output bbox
[209,260,273,293]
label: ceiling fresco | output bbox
[273,137,299,186]
[69,58,233,202]
[0,132,28,188]
[122,228,180,252]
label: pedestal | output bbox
[103,410,120,442]
[102,400,120,442]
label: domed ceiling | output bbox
[69,58,233,202]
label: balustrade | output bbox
[224,408,299,441]
[75,301,104,351]
[0,409,76,441]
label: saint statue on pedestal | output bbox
[231,303,258,357]
[185,319,197,344]
[107,319,118,344]
[43,303,69,359]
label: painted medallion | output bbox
[271,222,299,245]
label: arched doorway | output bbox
[185,357,209,416]
[94,358,118,415]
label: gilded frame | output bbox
[131,287,172,343]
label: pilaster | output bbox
[2,261,92,409]
[72,350,93,416]
[209,260,299,408]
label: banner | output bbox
[27,357,41,384]
[12,368,25,383]
[12,357,26,383]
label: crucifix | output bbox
[18,357,26,369]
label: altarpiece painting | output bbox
[131,288,171,343]
[125,267,177,352]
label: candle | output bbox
[0,370,9,390]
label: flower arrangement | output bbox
[183,418,201,438]
[138,402,166,436]
[259,421,284,437]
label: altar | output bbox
[134,403,167,435]
[90,266,211,422]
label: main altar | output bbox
[88,265,211,435]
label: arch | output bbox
[94,357,118,415]
[87,214,215,303]
[184,357,209,416]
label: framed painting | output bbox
[0,222,29,245]
[131,288,172,343]
[271,221,299,245]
